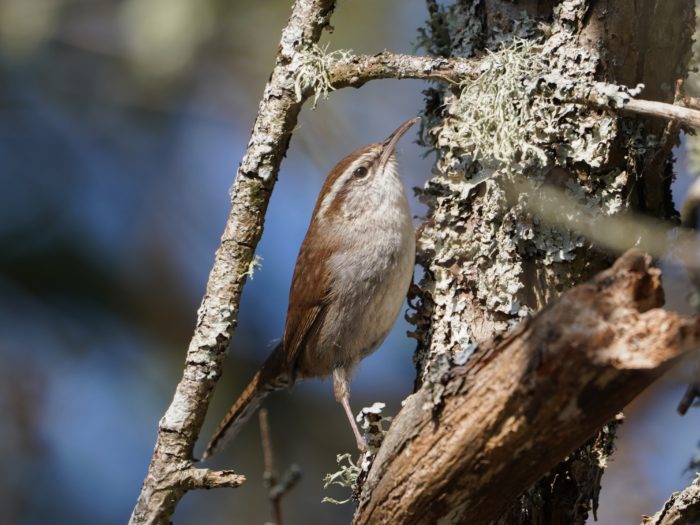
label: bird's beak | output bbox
[379,117,420,170]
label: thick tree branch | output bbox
[128,1,336,523]
[327,52,700,129]
[352,252,700,525]
[642,475,700,525]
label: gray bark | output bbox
[643,475,700,525]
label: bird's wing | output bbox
[283,222,336,375]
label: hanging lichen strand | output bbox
[411,0,659,385]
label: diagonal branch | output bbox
[128,1,337,523]
[351,251,700,525]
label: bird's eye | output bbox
[353,166,369,178]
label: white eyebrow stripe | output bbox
[317,151,377,218]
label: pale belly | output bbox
[298,226,415,377]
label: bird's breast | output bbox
[321,192,415,366]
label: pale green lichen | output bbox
[433,40,638,178]
[322,403,391,505]
[292,43,352,108]
[244,254,263,279]
[553,0,590,30]
[321,453,359,505]
[356,402,391,454]
[415,0,484,58]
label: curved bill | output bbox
[379,117,420,170]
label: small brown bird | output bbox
[203,118,418,459]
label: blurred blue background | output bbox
[0,1,698,524]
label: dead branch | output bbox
[351,251,700,525]
[128,1,336,523]
[642,475,700,525]
[623,98,700,128]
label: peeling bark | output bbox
[352,252,700,525]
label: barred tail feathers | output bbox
[202,342,288,460]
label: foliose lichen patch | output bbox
[413,5,643,386]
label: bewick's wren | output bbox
[203,118,418,459]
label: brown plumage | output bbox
[202,119,418,459]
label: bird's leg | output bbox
[333,368,367,452]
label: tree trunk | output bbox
[408,0,693,522]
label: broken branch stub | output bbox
[353,251,700,525]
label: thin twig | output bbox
[327,51,477,88]
[185,468,246,489]
[259,409,283,525]
[258,410,302,525]
[622,98,700,128]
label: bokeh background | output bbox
[1,1,699,524]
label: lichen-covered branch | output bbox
[128,1,336,523]
[327,51,700,129]
[642,475,700,525]
[326,51,478,88]
[351,252,700,525]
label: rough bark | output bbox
[404,1,694,523]
[128,1,336,523]
[642,475,700,525]
[351,252,700,525]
